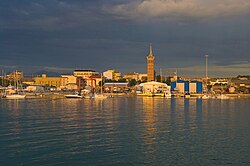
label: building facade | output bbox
[34,74,61,88]
[123,72,139,81]
[171,80,203,94]
[114,72,121,81]
[147,44,155,82]
[73,70,98,79]
[139,81,170,94]
[103,70,121,81]
[85,75,102,88]
[60,75,78,90]
[103,70,114,80]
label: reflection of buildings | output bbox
[147,44,155,82]
[142,97,157,155]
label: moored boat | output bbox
[5,94,26,99]
[65,94,83,98]
[93,94,108,99]
[216,94,230,99]
[202,94,211,99]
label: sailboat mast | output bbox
[101,74,103,94]
[205,55,208,93]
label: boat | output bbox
[202,94,211,99]
[184,93,191,98]
[92,74,108,99]
[216,94,229,100]
[148,92,154,97]
[164,93,172,98]
[5,74,26,99]
[5,94,26,99]
[93,94,108,99]
[202,55,211,100]
[65,94,83,99]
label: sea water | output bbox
[0,97,249,165]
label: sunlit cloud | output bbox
[107,0,250,21]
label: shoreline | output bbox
[1,92,250,99]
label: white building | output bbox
[138,81,170,94]
[103,70,114,80]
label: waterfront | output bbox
[0,97,249,165]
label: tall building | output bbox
[147,44,155,82]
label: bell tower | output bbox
[147,44,155,82]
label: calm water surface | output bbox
[0,97,249,165]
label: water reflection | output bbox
[0,97,249,165]
[141,97,159,164]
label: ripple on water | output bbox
[0,98,249,165]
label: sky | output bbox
[0,0,250,77]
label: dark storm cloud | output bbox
[0,0,249,77]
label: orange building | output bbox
[147,44,155,82]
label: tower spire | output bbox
[149,43,153,56]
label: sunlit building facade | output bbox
[34,74,61,88]
[73,70,98,79]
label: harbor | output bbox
[1,1,250,165]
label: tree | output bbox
[156,75,161,82]
[128,79,137,87]
[118,78,127,82]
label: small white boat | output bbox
[6,94,26,99]
[184,93,191,98]
[65,94,83,99]
[93,94,108,99]
[202,94,211,99]
[217,94,229,100]
[164,93,172,98]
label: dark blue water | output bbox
[0,97,249,165]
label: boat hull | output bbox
[65,95,83,99]
[6,94,26,99]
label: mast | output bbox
[205,55,208,93]
[101,73,103,94]
[1,70,3,86]
[160,68,162,82]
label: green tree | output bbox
[128,79,137,87]
[118,78,127,82]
